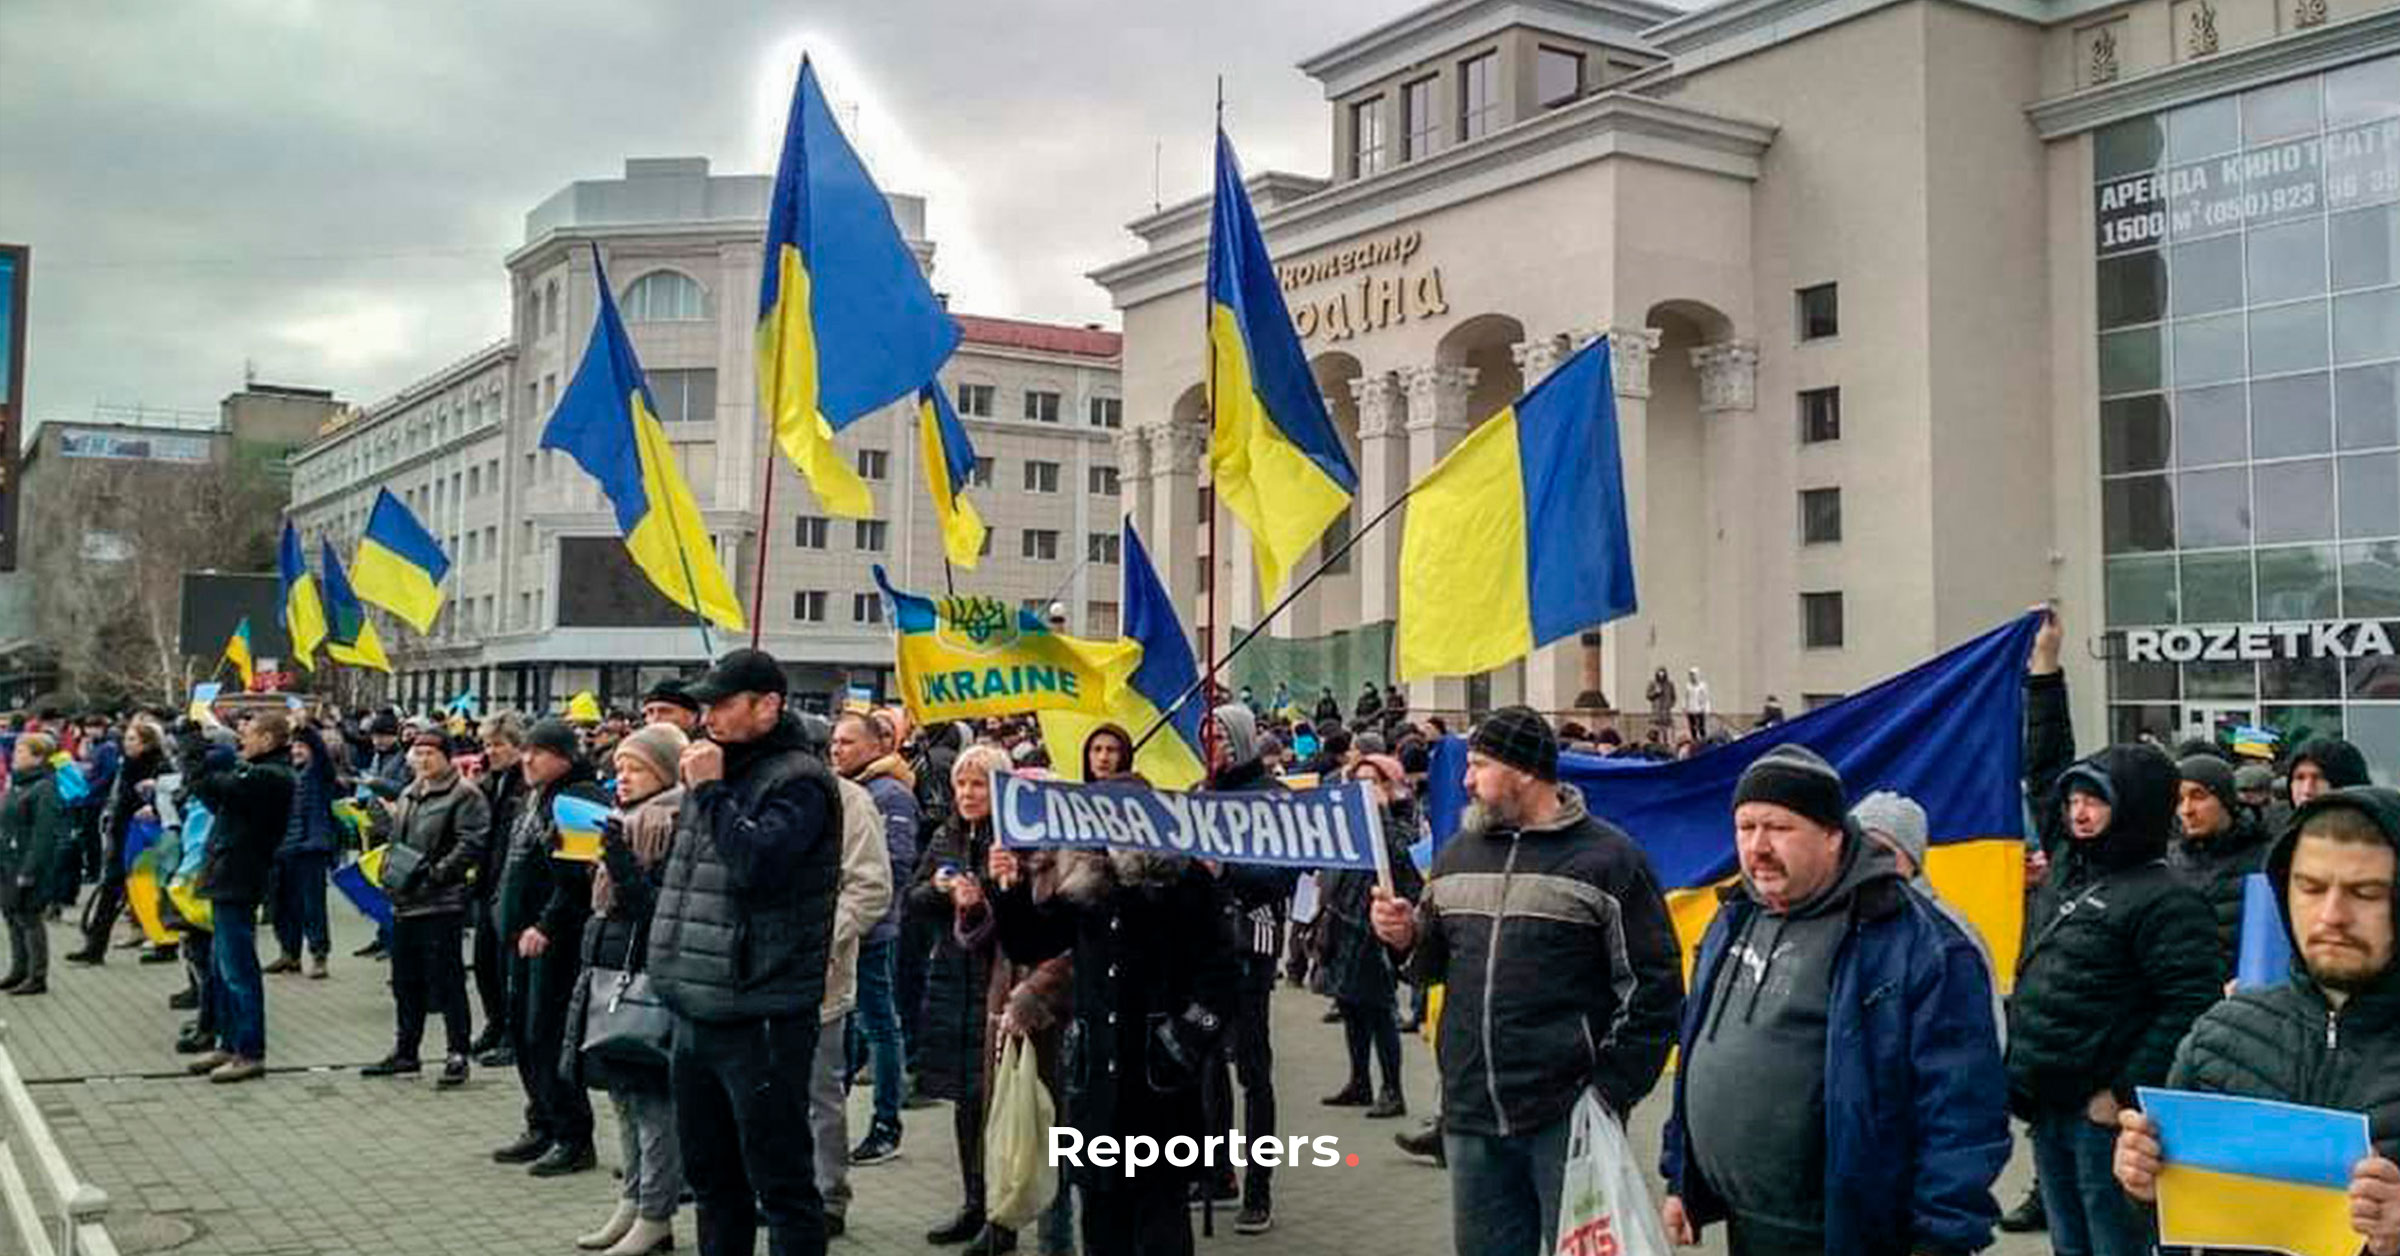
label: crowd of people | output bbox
[0,610,2393,1256]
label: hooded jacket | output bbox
[2168,786,2400,1159]
[188,736,298,908]
[2168,802,2274,981]
[1663,826,2009,1256]
[1405,785,1684,1135]
[1205,703,1297,957]
[0,763,63,902]
[848,753,918,945]
[2006,744,2223,1115]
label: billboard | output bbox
[0,245,23,572]
[555,535,715,628]
[179,571,292,662]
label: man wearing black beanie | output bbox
[2173,753,2274,980]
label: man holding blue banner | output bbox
[2114,786,2400,1255]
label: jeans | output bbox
[1444,1112,1573,1256]
[612,1085,683,1222]
[182,927,215,1039]
[390,912,472,1059]
[811,1015,852,1220]
[847,938,906,1132]
[2030,1107,2153,1256]
[671,1013,825,1256]
[1205,953,1278,1205]
[508,941,592,1146]
[271,852,331,960]
[210,908,266,1060]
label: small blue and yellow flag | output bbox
[222,617,255,691]
[918,383,987,569]
[545,246,746,632]
[758,57,960,518]
[875,566,1138,726]
[319,540,392,673]
[2140,1087,2372,1256]
[1398,338,1634,680]
[1207,129,1357,597]
[1039,520,1208,790]
[278,521,328,672]
[352,488,451,634]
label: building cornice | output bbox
[1089,89,1775,308]
[1642,0,2141,75]
[2027,7,2400,139]
[503,220,773,272]
[1124,173,1332,248]
[292,340,514,463]
[1299,0,1678,98]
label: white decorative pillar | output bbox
[1150,422,1205,656]
[1570,325,1659,725]
[1509,333,1568,391]
[1351,371,1408,634]
[1113,425,1153,546]
[1691,340,1760,413]
[1400,364,1479,719]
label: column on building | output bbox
[1400,363,1479,718]
[1148,421,1205,655]
[1583,325,1662,727]
[1351,371,1408,633]
[1691,336,1760,729]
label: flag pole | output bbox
[1202,76,1225,765]
[1131,483,1413,755]
[638,405,719,660]
[749,437,776,650]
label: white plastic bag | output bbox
[1553,1088,1671,1256]
[984,1034,1060,1231]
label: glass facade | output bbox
[2096,54,2400,769]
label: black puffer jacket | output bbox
[2169,786,2400,1159]
[2007,744,2223,1116]
[2168,808,2274,980]
[186,736,297,908]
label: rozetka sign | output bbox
[2121,620,2398,664]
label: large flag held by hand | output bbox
[918,383,987,568]
[278,522,328,672]
[320,540,393,673]
[545,246,746,632]
[1399,338,1635,679]
[1039,520,1208,789]
[758,57,960,518]
[352,488,451,633]
[877,566,1138,726]
[1207,129,1357,597]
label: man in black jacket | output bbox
[2007,743,2220,1256]
[490,718,604,1177]
[470,712,528,1063]
[1198,703,1292,1233]
[1370,706,1682,1256]
[2114,786,2400,1256]
[182,709,297,1085]
[2173,754,2276,980]
[646,648,842,1256]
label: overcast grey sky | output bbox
[0,0,1413,428]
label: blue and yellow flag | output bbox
[278,521,328,672]
[222,617,255,691]
[758,57,960,518]
[319,540,392,673]
[1207,130,1357,597]
[1039,520,1208,790]
[352,488,450,634]
[1399,338,1634,680]
[918,383,987,568]
[545,247,746,632]
[2140,1087,2372,1256]
[876,566,1138,726]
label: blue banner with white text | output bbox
[994,773,1386,872]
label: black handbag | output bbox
[581,918,672,1071]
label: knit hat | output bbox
[2179,753,2240,815]
[2291,737,2372,790]
[1733,744,1846,832]
[1469,706,1560,782]
[1852,790,1929,873]
[527,717,581,762]
[614,723,688,787]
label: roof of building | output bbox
[953,314,1121,359]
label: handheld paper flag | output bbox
[352,489,450,633]
[278,521,328,671]
[2139,1087,2371,1256]
[552,793,610,864]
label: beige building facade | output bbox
[1095,0,2400,769]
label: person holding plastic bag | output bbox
[1659,746,2009,1256]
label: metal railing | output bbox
[0,1023,117,1256]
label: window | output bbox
[1537,47,1584,108]
[956,383,995,417]
[1800,488,1842,544]
[1023,460,1061,493]
[853,592,885,625]
[1351,96,1387,178]
[1023,529,1060,561]
[1402,77,1439,161]
[978,530,994,558]
[1088,397,1122,429]
[621,271,705,321]
[544,373,558,413]
[1090,466,1120,496]
[971,457,994,488]
[854,520,888,552]
[1024,390,1061,423]
[1087,601,1121,638]
[795,516,829,549]
[1802,591,1846,648]
[647,369,717,424]
[543,279,560,335]
[1088,533,1121,564]
[1459,52,1500,141]
[1800,387,1841,443]
[857,449,889,480]
[793,590,827,623]
[1798,283,1840,340]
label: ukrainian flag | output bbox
[1206,129,1357,596]
[876,566,1137,725]
[279,521,328,672]
[1398,338,1634,680]
[758,57,960,518]
[2142,1087,2372,1256]
[222,617,255,691]
[352,488,451,634]
[545,246,746,632]
[319,540,392,673]
[918,383,986,568]
[1039,520,1208,790]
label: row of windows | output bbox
[1350,46,1575,178]
[850,448,1117,495]
[952,383,1121,429]
[793,515,1123,564]
[527,271,710,346]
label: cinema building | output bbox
[1091,0,2400,767]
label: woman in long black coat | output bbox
[1315,754,1424,1118]
[908,744,1012,1249]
